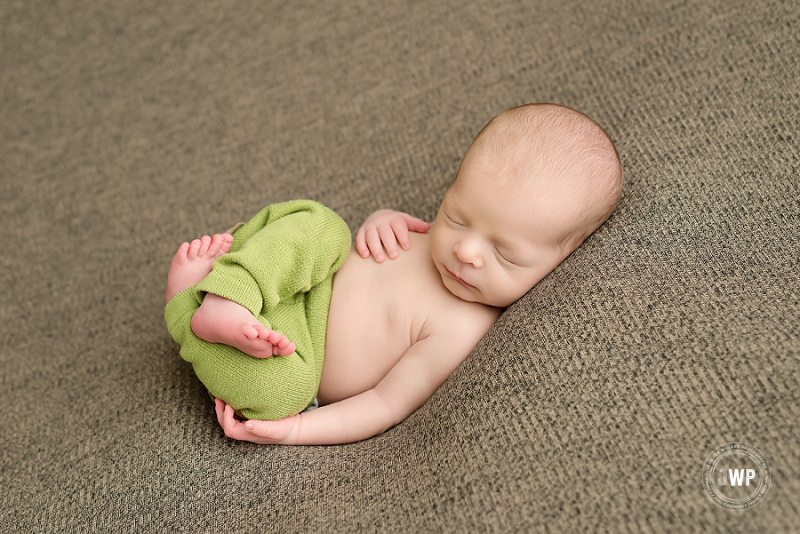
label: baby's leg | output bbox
[166,234,233,303]
[166,201,350,420]
[190,293,296,358]
[166,233,295,359]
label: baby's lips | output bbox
[446,266,475,288]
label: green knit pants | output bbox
[165,200,351,420]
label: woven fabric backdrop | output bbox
[2,0,798,532]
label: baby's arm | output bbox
[217,327,479,445]
[355,210,430,262]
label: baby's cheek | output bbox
[494,275,527,306]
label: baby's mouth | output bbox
[445,266,475,289]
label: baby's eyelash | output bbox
[495,248,516,265]
[446,214,465,226]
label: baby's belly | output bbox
[317,247,419,405]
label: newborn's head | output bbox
[430,103,623,307]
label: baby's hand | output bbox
[355,209,431,262]
[215,399,298,445]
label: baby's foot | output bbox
[166,234,233,304]
[190,293,297,358]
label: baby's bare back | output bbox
[318,232,500,405]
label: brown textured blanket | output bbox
[2,0,797,531]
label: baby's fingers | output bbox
[244,416,296,443]
[402,213,431,233]
[356,226,389,261]
[216,401,243,439]
[390,218,412,251]
[365,227,386,262]
[224,403,240,432]
[379,224,401,259]
[355,226,370,258]
[215,398,225,427]
[243,420,278,438]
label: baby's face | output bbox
[430,157,583,308]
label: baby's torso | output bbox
[318,232,494,405]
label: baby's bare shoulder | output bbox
[422,299,502,352]
[393,300,501,382]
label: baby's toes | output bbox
[219,234,234,254]
[198,235,212,256]
[173,242,190,263]
[264,330,282,345]
[245,322,274,344]
[275,339,296,356]
[269,332,294,351]
[241,323,261,341]
[187,239,202,260]
[207,233,233,257]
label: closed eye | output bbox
[445,213,465,227]
[495,248,516,265]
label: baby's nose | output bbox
[453,240,483,268]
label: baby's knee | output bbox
[196,350,318,421]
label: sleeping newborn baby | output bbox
[164,103,622,445]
